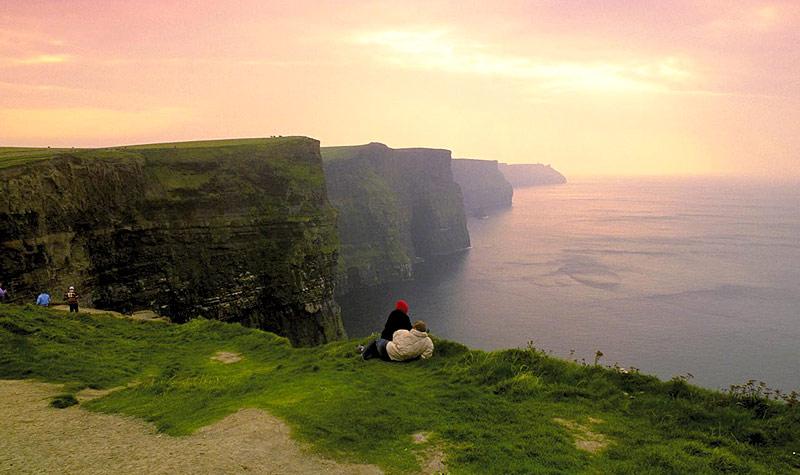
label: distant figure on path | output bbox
[36,292,50,307]
[361,320,434,361]
[0,283,7,303]
[64,286,80,313]
[380,299,412,341]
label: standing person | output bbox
[0,283,7,303]
[64,286,80,313]
[36,291,51,306]
[380,299,412,340]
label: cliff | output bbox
[0,137,345,346]
[499,163,567,187]
[452,158,514,216]
[321,143,470,293]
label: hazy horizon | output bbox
[2,1,799,178]
[342,179,800,391]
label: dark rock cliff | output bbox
[321,143,470,293]
[0,137,345,346]
[452,159,514,216]
[499,163,567,187]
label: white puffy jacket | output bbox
[386,329,434,361]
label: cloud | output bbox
[354,29,698,95]
[14,54,71,64]
[0,28,72,66]
[0,106,190,145]
[709,2,799,32]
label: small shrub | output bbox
[709,450,750,473]
[681,440,711,457]
[493,373,543,400]
[50,394,78,409]
[744,429,767,446]
[666,377,692,399]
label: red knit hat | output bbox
[395,299,409,314]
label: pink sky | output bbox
[1,0,799,176]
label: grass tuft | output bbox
[50,393,79,409]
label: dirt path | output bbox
[49,305,167,322]
[0,380,382,475]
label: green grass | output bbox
[0,146,85,169]
[124,136,309,150]
[50,393,79,409]
[1,305,798,474]
[320,143,385,162]
[0,137,315,170]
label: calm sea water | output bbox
[339,178,800,392]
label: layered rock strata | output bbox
[0,137,345,345]
[452,159,514,216]
[321,143,470,293]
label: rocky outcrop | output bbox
[499,163,566,187]
[0,137,345,346]
[452,159,513,216]
[321,143,470,293]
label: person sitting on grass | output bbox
[361,320,434,361]
[357,299,411,359]
[381,299,412,341]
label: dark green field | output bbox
[1,305,798,474]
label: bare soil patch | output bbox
[50,306,168,322]
[211,351,243,364]
[553,417,609,454]
[411,431,448,474]
[0,380,381,475]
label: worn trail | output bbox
[0,380,381,475]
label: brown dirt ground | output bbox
[211,351,243,364]
[411,432,448,474]
[50,305,168,322]
[553,417,610,454]
[0,379,382,475]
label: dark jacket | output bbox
[380,309,412,340]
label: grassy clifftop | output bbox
[1,305,797,474]
[0,137,309,169]
[0,137,344,345]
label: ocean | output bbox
[339,177,800,392]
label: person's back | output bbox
[381,300,412,340]
[65,287,80,312]
[36,292,50,306]
[386,321,434,361]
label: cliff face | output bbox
[321,143,470,293]
[0,138,345,346]
[452,159,514,216]
[498,163,567,187]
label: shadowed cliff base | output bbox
[0,137,344,346]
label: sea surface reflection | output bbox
[339,178,800,391]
